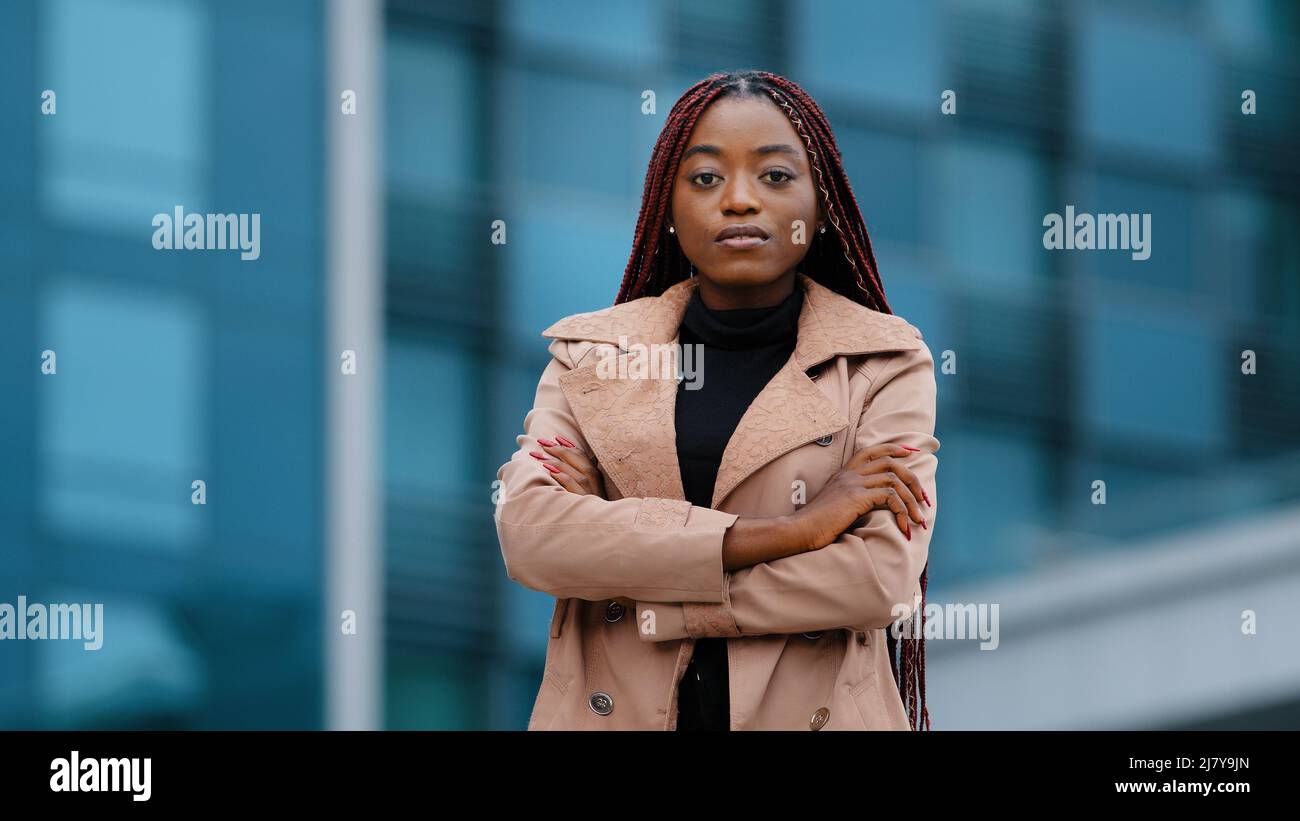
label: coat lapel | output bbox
[541,272,924,509]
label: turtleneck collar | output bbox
[679,281,803,351]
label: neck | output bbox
[694,270,798,311]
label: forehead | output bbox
[685,96,804,156]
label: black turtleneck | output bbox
[673,280,804,731]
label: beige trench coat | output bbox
[494,272,939,730]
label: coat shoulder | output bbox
[540,294,658,344]
[806,278,924,353]
[853,303,925,342]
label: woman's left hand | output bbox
[530,435,607,499]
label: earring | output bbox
[819,224,826,234]
[668,225,675,234]
[689,262,696,278]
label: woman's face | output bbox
[669,95,823,308]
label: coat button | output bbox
[815,434,833,446]
[604,601,625,623]
[802,631,822,640]
[588,691,614,716]
[810,706,830,730]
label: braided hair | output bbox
[616,70,930,731]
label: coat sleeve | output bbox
[633,339,939,643]
[494,340,739,603]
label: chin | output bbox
[703,263,792,289]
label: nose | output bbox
[719,175,760,216]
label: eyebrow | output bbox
[680,143,801,162]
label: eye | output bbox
[764,169,794,183]
[691,171,720,186]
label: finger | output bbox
[857,455,930,511]
[863,465,925,522]
[867,487,911,539]
[540,460,584,494]
[894,509,912,540]
[541,442,596,474]
[860,472,925,526]
[847,441,919,469]
[542,438,595,469]
[539,447,600,494]
[868,488,912,540]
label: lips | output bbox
[714,223,770,241]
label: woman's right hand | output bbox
[789,442,931,552]
[529,436,607,499]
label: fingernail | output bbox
[537,438,557,447]
[920,520,927,530]
[901,445,920,452]
[905,525,912,540]
[543,463,561,474]
[923,490,931,507]
[555,436,577,448]
[529,451,546,460]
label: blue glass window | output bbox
[40,0,208,231]
[1076,9,1214,164]
[793,0,939,114]
[40,279,206,548]
[1079,305,1224,451]
[936,137,1050,288]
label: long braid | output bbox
[616,70,929,730]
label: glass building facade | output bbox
[2,0,1297,729]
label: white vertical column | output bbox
[326,0,384,730]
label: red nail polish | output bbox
[905,526,911,540]
[543,463,561,473]
[923,490,931,507]
[555,436,576,448]
[920,520,927,530]
[537,438,557,447]
[529,451,546,460]
[902,445,920,451]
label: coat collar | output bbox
[540,272,923,509]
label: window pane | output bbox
[936,137,1049,287]
[794,0,939,114]
[1076,9,1214,163]
[502,68,647,199]
[40,279,206,548]
[501,199,631,349]
[1079,306,1224,450]
[384,339,475,496]
[41,0,207,231]
[837,128,923,247]
[385,32,476,199]
[504,0,660,63]
[1081,172,1199,293]
[932,426,1049,580]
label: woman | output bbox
[494,70,939,731]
